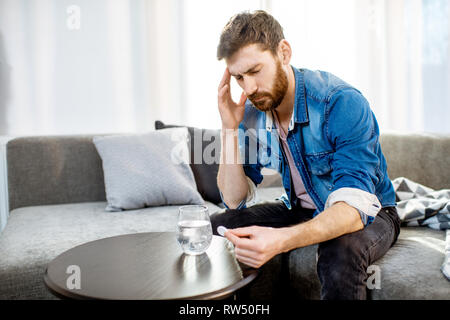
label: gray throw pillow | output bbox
[93,128,205,211]
[154,120,222,204]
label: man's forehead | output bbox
[226,44,270,75]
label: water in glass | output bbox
[177,205,212,255]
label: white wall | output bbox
[0,0,155,136]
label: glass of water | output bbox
[177,205,213,255]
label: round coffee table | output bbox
[44,232,258,300]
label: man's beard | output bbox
[248,60,288,112]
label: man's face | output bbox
[226,44,288,112]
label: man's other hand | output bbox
[224,226,287,268]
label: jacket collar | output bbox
[293,67,309,124]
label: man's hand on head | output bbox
[218,67,247,130]
[224,226,288,268]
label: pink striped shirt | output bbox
[272,111,316,210]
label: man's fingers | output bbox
[228,226,254,237]
[224,230,241,245]
[234,254,259,268]
[224,230,253,250]
[218,84,229,99]
[235,246,257,259]
[218,68,231,91]
[218,84,232,105]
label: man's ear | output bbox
[278,39,292,65]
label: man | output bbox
[210,10,401,300]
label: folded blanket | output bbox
[392,177,450,281]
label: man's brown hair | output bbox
[217,10,285,60]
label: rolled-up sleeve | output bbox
[326,89,383,226]
[324,187,381,225]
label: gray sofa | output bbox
[0,132,449,299]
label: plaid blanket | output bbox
[392,177,450,281]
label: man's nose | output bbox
[243,77,257,96]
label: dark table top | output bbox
[44,232,258,300]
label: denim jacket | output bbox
[221,67,396,227]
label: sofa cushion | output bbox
[155,121,222,204]
[93,128,205,211]
[286,227,450,300]
[0,201,220,299]
[369,227,450,299]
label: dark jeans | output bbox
[210,200,401,300]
